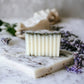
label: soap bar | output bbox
[0,53,73,78]
[25,30,61,57]
[0,34,73,78]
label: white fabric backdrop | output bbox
[0,0,84,19]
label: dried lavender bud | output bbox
[74,54,82,67]
[64,31,71,37]
[66,66,82,73]
[60,31,78,38]
[51,26,63,31]
[61,38,77,51]
[66,53,84,73]
[1,38,11,45]
[80,43,84,49]
[71,34,78,38]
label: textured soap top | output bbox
[25,30,61,35]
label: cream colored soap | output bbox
[25,31,61,57]
[0,53,73,78]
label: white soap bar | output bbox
[0,30,73,78]
[25,31,61,57]
[0,53,73,78]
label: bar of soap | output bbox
[0,52,73,78]
[25,30,61,57]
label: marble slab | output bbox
[0,18,84,84]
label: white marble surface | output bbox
[0,18,84,84]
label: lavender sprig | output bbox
[1,38,11,45]
[60,30,84,73]
[66,66,82,73]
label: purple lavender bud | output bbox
[1,38,11,45]
[66,66,82,73]
[65,66,70,72]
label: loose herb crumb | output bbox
[1,38,11,45]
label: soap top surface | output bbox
[25,30,61,35]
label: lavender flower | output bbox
[60,30,84,73]
[66,66,82,73]
[1,38,11,45]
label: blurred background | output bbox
[0,0,84,19]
